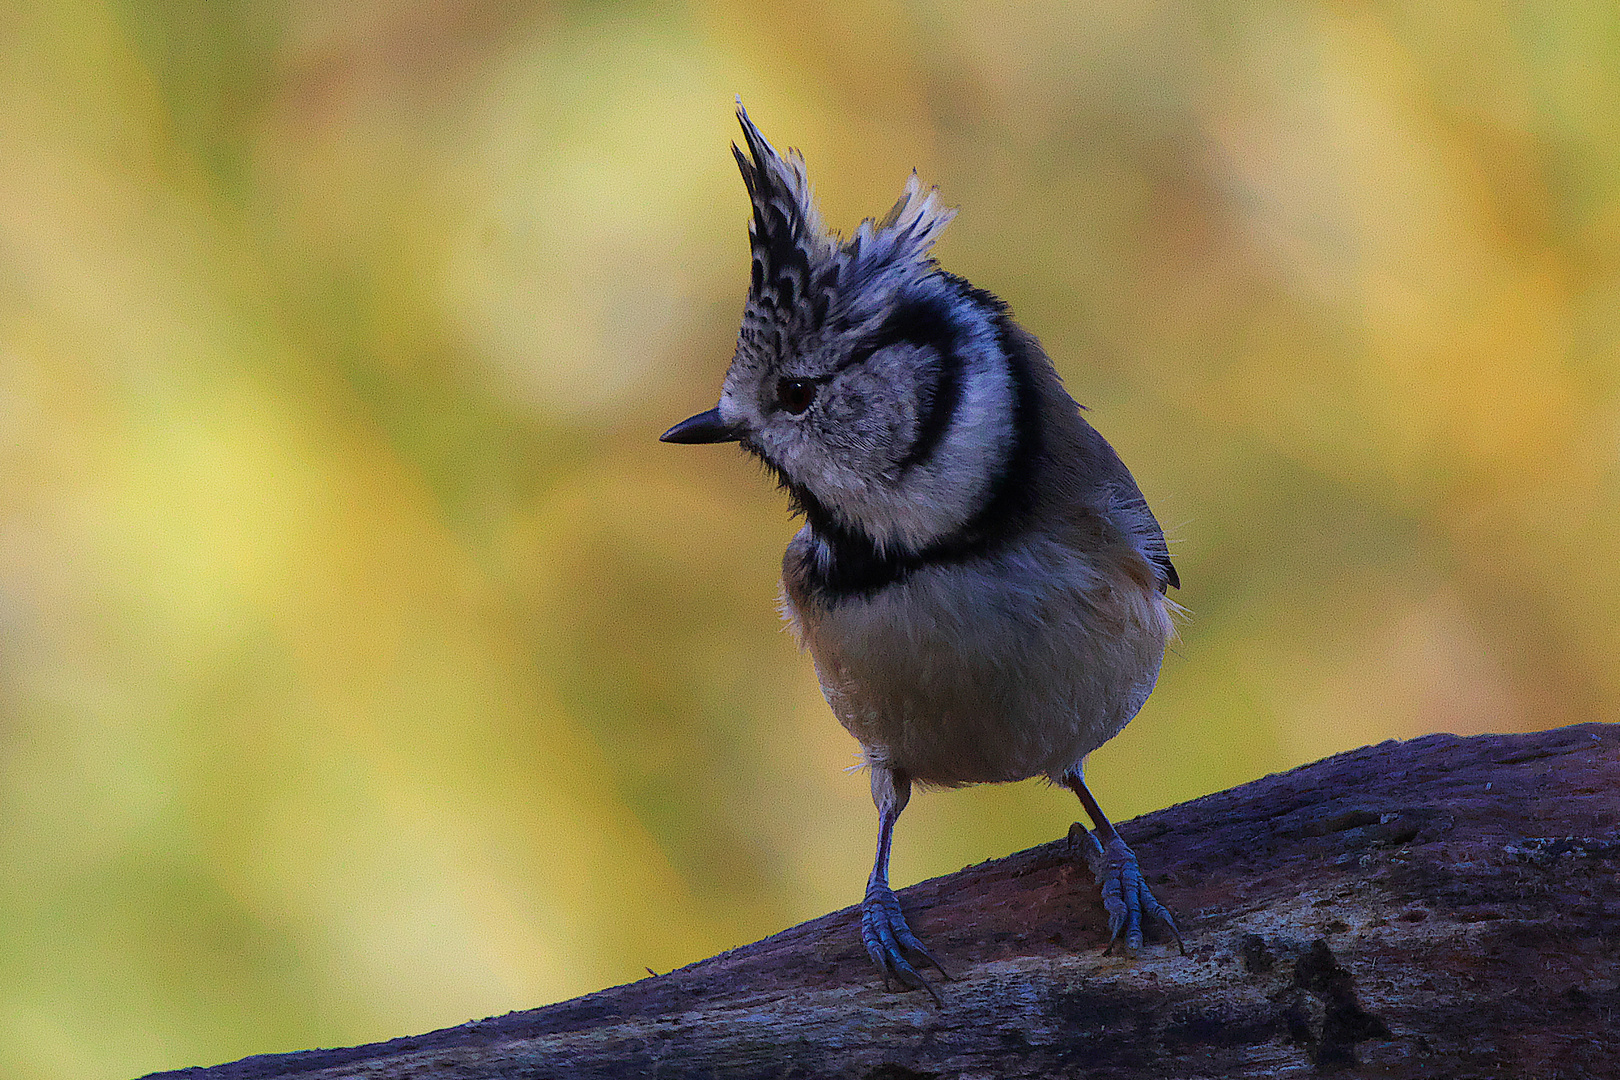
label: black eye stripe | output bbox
[790,278,1043,602]
[895,346,962,471]
[770,298,963,443]
[831,297,964,471]
[836,297,958,373]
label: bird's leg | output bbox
[1061,769,1184,955]
[861,766,949,1002]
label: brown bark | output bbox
[145,724,1619,1079]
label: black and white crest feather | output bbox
[733,102,956,335]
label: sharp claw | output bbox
[910,968,945,1006]
[862,882,948,1003]
[1073,827,1182,955]
[892,921,951,981]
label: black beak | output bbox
[660,407,740,444]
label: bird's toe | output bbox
[1072,825,1184,955]
[861,881,949,1003]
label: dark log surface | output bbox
[146,724,1619,1079]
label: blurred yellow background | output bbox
[2,1,1617,1076]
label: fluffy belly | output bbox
[786,543,1171,786]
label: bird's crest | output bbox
[733,102,956,330]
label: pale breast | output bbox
[783,528,1172,786]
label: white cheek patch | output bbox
[717,277,1019,562]
[812,320,1016,555]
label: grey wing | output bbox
[1109,481,1179,591]
[1084,426,1179,592]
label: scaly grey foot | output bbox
[1071,823,1184,954]
[861,879,949,1003]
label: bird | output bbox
[662,102,1182,1002]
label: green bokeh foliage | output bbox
[2,2,1617,1077]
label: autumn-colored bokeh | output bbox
[3,3,1617,1077]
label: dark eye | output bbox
[776,378,816,415]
